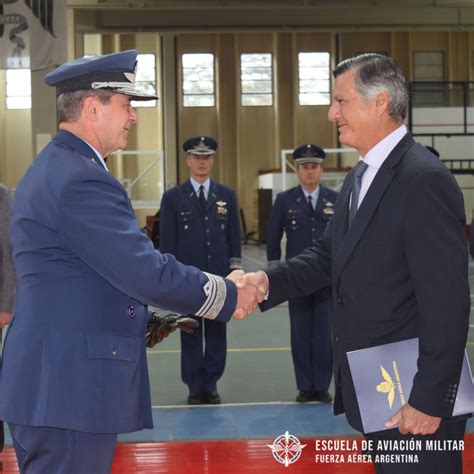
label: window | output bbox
[412,52,446,106]
[132,53,157,108]
[182,53,215,107]
[298,52,330,105]
[6,69,31,109]
[414,52,444,81]
[240,53,273,106]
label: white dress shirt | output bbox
[356,124,407,209]
[190,177,210,199]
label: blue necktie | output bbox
[349,161,368,227]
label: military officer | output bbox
[266,144,337,403]
[0,51,259,474]
[160,136,242,405]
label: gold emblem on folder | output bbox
[376,365,395,409]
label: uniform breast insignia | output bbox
[216,201,228,215]
[91,157,98,165]
[323,200,335,215]
[287,209,300,230]
[127,304,136,319]
[180,211,191,229]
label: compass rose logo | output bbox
[267,431,307,467]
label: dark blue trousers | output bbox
[288,293,332,392]
[181,317,227,393]
[9,423,117,474]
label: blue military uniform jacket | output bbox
[267,185,337,302]
[267,185,338,261]
[0,130,236,434]
[159,180,241,277]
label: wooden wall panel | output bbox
[340,32,392,59]
[275,32,294,168]
[236,33,276,235]
[217,33,238,190]
[449,32,469,81]
[177,34,219,183]
[294,32,336,164]
[411,31,449,51]
[391,32,411,79]
[471,32,474,81]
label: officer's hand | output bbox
[146,312,199,348]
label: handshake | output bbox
[226,269,269,319]
[146,270,268,348]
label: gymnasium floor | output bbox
[1,244,473,472]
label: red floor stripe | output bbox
[1,434,473,473]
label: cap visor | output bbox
[115,85,158,101]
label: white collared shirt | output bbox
[190,177,210,199]
[356,124,407,208]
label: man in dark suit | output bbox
[266,144,337,403]
[0,51,260,473]
[238,54,470,473]
[160,136,242,405]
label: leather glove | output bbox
[146,312,199,348]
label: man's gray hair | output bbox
[333,53,408,122]
[57,89,115,123]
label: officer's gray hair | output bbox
[57,89,115,123]
[333,53,408,122]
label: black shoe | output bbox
[203,391,221,404]
[312,390,332,403]
[296,390,313,403]
[187,392,203,405]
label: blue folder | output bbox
[347,338,474,433]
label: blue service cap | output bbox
[183,136,218,156]
[44,49,158,101]
[292,144,326,164]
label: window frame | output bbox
[131,53,157,108]
[240,52,273,107]
[297,51,331,106]
[6,68,32,110]
[182,52,216,108]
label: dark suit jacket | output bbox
[0,130,237,434]
[263,133,470,432]
[159,179,241,277]
[0,184,14,313]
